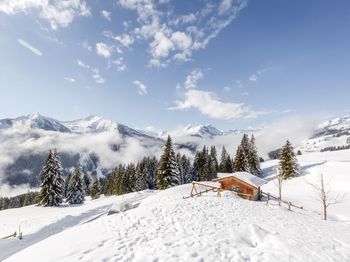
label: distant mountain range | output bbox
[1,113,350,189]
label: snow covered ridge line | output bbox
[0,112,258,138]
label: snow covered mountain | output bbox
[298,115,350,153]
[0,112,71,133]
[1,112,350,191]
[314,115,350,137]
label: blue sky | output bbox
[0,0,349,131]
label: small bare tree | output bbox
[309,173,342,220]
[274,168,283,202]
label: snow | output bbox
[1,177,350,261]
[1,150,350,261]
[217,172,267,188]
[261,150,350,221]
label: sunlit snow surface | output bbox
[1,150,350,262]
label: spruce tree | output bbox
[219,146,232,173]
[135,162,148,191]
[83,173,91,196]
[232,145,248,172]
[279,140,299,179]
[66,166,85,204]
[247,135,262,177]
[90,177,100,199]
[38,150,64,207]
[209,145,218,179]
[156,135,180,189]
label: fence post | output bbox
[266,193,270,205]
[288,202,291,211]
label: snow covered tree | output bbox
[38,150,64,207]
[135,161,148,191]
[233,145,248,172]
[64,172,72,198]
[247,135,262,177]
[156,135,180,189]
[219,146,232,173]
[90,177,100,199]
[66,165,85,204]
[279,140,299,179]
[240,134,251,157]
[83,173,91,196]
[209,145,218,180]
[180,154,192,184]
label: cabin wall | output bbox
[219,178,257,200]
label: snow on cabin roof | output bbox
[215,172,267,188]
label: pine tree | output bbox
[209,145,218,180]
[233,145,248,172]
[38,150,64,207]
[83,173,91,196]
[219,146,232,173]
[64,172,72,198]
[90,177,100,199]
[135,161,148,191]
[247,135,262,177]
[279,140,299,179]
[180,154,192,184]
[156,135,180,189]
[66,166,85,204]
[240,134,250,156]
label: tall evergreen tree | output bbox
[66,165,85,204]
[279,140,299,179]
[209,145,218,180]
[90,177,100,199]
[38,150,64,206]
[232,145,248,172]
[247,135,262,177]
[83,173,91,196]
[135,161,148,191]
[219,146,233,173]
[180,154,192,184]
[240,134,251,157]
[156,135,180,189]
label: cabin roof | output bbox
[214,172,267,188]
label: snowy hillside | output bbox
[1,177,349,261]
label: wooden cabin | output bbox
[212,172,267,201]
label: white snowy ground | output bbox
[261,150,350,221]
[1,150,350,261]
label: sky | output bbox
[0,0,350,131]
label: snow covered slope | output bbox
[1,180,350,261]
[261,150,350,221]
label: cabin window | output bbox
[230,185,240,192]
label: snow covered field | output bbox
[1,150,350,262]
[262,150,350,221]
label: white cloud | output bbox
[100,10,111,21]
[133,80,147,95]
[170,89,265,120]
[171,31,192,50]
[92,68,105,84]
[64,77,76,83]
[248,74,257,81]
[150,31,174,58]
[77,59,90,69]
[81,41,92,51]
[17,38,42,56]
[0,0,91,30]
[112,57,126,72]
[114,33,134,48]
[96,42,112,58]
[116,0,248,67]
[248,68,270,82]
[184,69,203,89]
